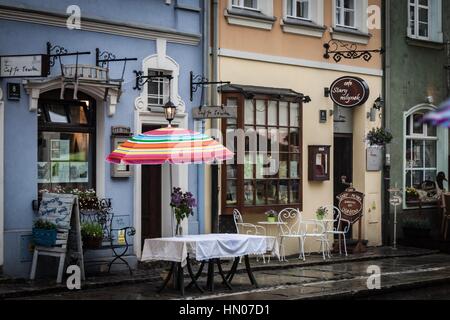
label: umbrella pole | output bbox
[170,164,174,237]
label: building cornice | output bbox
[0,5,201,46]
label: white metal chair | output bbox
[278,208,329,261]
[322,205,351,256]
[233,209,267,263]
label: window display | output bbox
[37,91,95,193]
[222,93,302,214]
[404,110,439,206]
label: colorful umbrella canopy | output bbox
[422,98,450,127]
[106,127,234,165]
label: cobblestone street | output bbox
[4,247,450,300]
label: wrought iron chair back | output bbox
[321,205,350,233]
[278,208,302,236]
[232,208,243,227]
[80,198,114,242]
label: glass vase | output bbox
[175,222,183,237]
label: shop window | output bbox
[222,94,302,215]
[407,0,443,42]
[404,110,439,207]
[38,90,96,194]
[147,70,170,108]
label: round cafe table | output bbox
[257,221,287,262]
[312,219,335,257]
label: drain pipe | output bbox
[196,0,209,234]
[382,0,392,246]
[211,0,220,233]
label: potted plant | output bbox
[405,187,420,204]
[316,206,328,220]
[366,127,393,146]
[402,218,431,239]
[32,219,57,247]
[81,222,104,249]
[265,210,278,223]
[170,187,197,236]
[72,189,99,211]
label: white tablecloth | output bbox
[141,233,279,266]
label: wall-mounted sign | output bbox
[319,110,327,123]
[192,106,237,119]
[390,195,402,207]
[308,145,331,181]
[366,146,383,172]
[330,76,370,108]
[111,126,133,178]
[0,54,49,78]
[337,189,365,224]
[7,82,21,100]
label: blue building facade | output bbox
[0,0,206,277]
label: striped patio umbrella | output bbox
[422,98,450,127]
[106,127,234,165]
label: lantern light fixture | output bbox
[164,100,177,127]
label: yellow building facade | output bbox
[207,0,384,255]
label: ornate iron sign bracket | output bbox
[46,42,90,75]
[323,40,384,63]
[190,71,230,101]
[133,70,173,91]
[95,48,137,68]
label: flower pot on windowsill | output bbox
[406,197,420,207]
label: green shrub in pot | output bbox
[32,219,57,247]
[81,222,104,249]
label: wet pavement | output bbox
[5,247,450,300]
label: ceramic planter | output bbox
[83,236,103,249]
[32,228,57,247]
[267,216,276,223]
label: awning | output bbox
[218,84,305,101]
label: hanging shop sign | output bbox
[330,76,370,108]
[0,54,49,78]
[337,188,365,224]
[192,106,237,119]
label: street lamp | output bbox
[164,100,177,127]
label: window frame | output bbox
[147,69,171,109]
[287,0,311,21]
[37,90,97,194]
[335,0,356,29]
[408,0,431,40]
[221,92,303,215]
[231,0,259,11]
[403,107,439,209]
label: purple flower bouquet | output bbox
[170,187,197,236]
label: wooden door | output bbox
[141,125,162,247]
